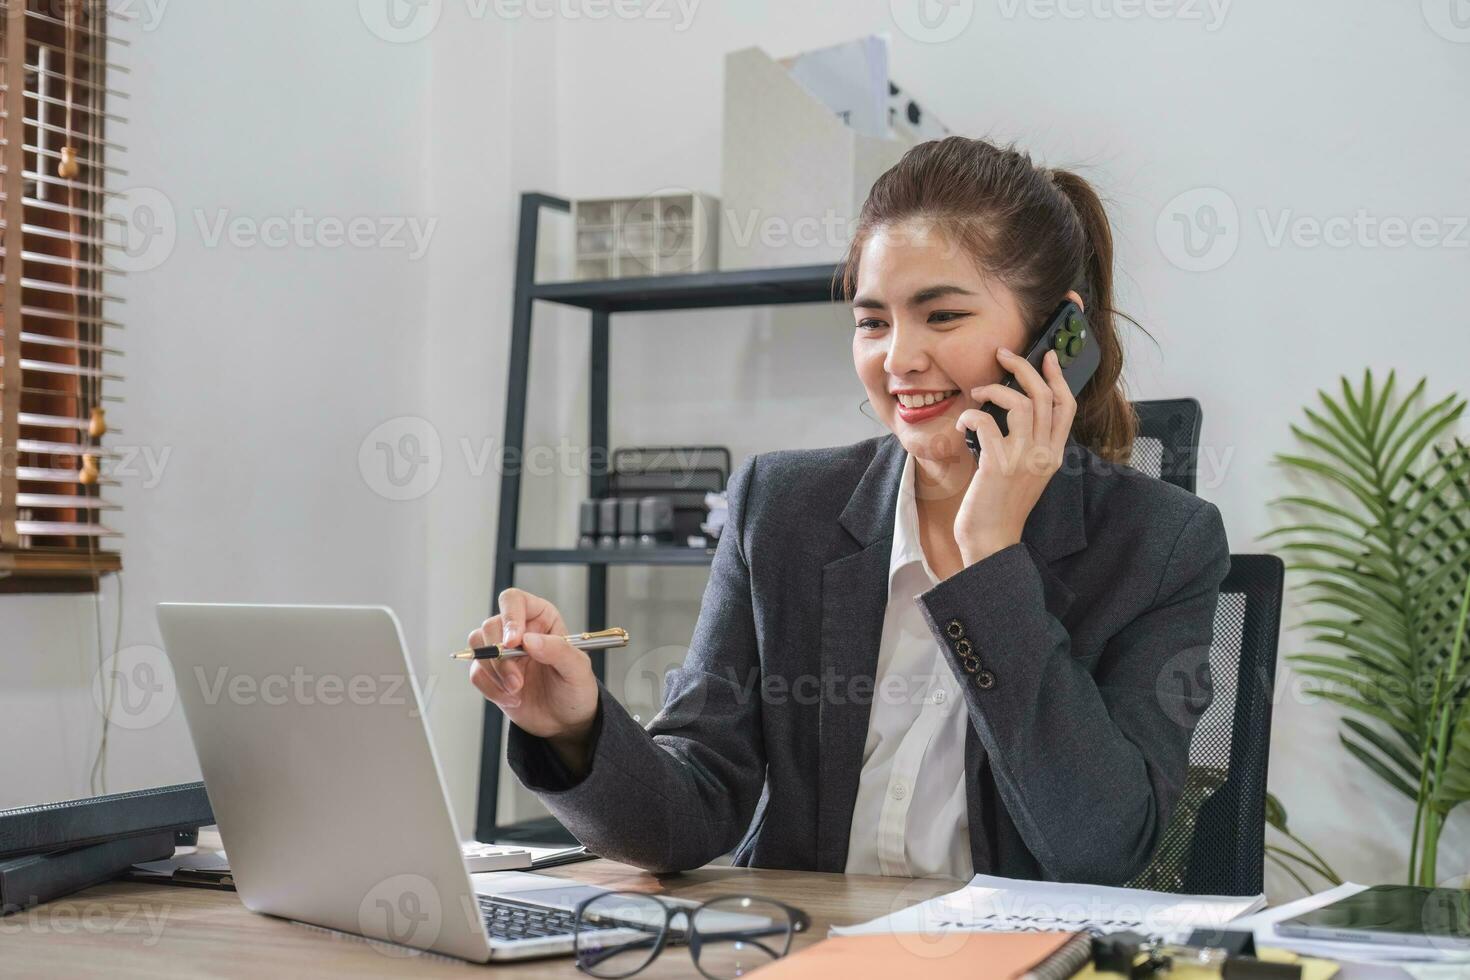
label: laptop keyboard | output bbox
[477,896,582,943]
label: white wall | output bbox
[1,2,434,805]
[7,0,1469,898]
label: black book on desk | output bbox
[0,783,214,913]
[0,832,177,913]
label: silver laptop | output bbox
[156,603,645,962]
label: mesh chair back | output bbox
[1128,554,1284,896]
[1130,399,1203,493]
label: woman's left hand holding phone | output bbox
[952,346,1078,566]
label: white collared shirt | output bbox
[843,453,975,880]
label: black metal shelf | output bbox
[511,547,715,566]
[529,263,840,313]
[477,191,843,843]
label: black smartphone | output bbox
[964,299,1101,461]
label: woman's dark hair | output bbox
[839,136,1139,464]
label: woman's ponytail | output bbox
[1050,169,1137,463]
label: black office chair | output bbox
[1129,398,1203,493]
[1128,554,1285,896]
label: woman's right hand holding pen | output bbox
[468,588,600,774]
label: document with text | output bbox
[831,873,1265,942]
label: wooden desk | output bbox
[0,856,960,977]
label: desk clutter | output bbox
[577,446,730,550]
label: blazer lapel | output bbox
[815,433,905,872]
[813,434,1093,873]
[966,438,1091,874]
[1016,437,1091,622]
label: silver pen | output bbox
[449,627,629,661]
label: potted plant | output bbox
[1267,370,1470,886]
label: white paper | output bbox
[780,36,889,140]
[831,872,1264,943]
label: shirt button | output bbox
[891,782,908,800]
[932,689,946,705]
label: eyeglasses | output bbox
[572,890,810,979]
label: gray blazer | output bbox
[508,432,1231,884]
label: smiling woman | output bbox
[471,136,1231,888]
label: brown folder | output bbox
[754,930,1087,979]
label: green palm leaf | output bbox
[1270,371,1470,884]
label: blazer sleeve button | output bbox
[955,638,973,657]
[945,619,965,640]
[974,669,996,690]
[960,655,980,674]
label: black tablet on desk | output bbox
[1276,885,1470,951]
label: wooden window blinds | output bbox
[0,0,124,591]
